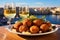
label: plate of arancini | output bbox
[6,24,58,36]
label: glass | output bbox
[4,3,16,24]
[19,5,29,18]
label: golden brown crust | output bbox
[40,24,50,32]
[13,22,23,29]
[19,25,28,32]
[12,18,52,34]
[33,19,44,26]
[23,18,32,27]
[30,26,39,33]
[46,22,51,27]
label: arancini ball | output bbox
[19,25,28,32]
[46,22,51,27]
[30,26,39,33]
[23,18,32,27]
[33,19,44,26]
[40,24,50,32]
[13,22,22,29]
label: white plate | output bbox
[6,24,58,36]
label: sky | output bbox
[0,0,60,7]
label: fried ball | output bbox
[23,18,32,27]
[16,28,19,32]
[46,22,51,27]
[40,24,50,32]
[33,19,44,26]
[19,25,28,32]
[30,26,39,33]
[13,22,22,29]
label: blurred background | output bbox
[0,0,60,26]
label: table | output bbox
[0,25,60,40]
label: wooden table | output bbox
[0,25,60,40]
